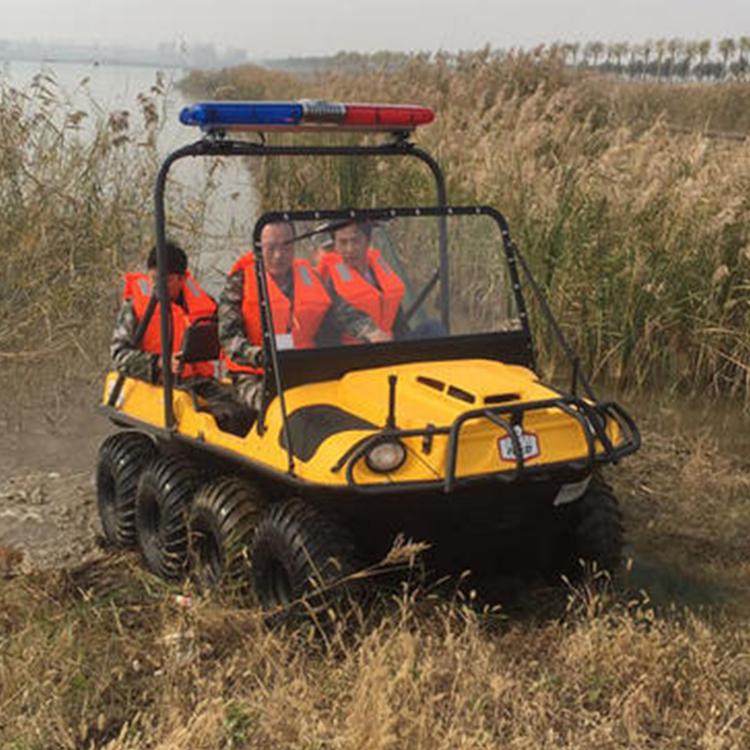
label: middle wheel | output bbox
[188,476,263,595]
[135,455,200,581]
[251,498,360,618]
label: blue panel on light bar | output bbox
[179,102,304,130]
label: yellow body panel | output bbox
[103,359,621,489]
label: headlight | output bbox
[365,440,407,473]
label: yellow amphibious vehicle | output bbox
[96,100,640,610]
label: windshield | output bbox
[251,207,523,351]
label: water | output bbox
[1,59,257,296]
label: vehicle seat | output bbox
[179,315,220,368]
[177,317,256,436]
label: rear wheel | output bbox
[555,475,624,581]
[251,499,359,623]
[135,455,200,581]
[188,477,263,596]
[96,432,156,547]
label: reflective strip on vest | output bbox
[336,263,352,282]
[225,255,331,374]
[185,275,200,297]
[125,271,216,380]
[379,259,394,275]
[298,264,313,286]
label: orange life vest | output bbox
[318,248,405,342]
[182,271,217,322]
[123,272,217,379]
[224,254,331,375]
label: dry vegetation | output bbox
[182,51,750,402]
[2,411,750,749]
[0,76,154,391]
[0,73,209,415]
[2,397,750,749]
[2,54,750,748]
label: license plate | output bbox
[498,427,540,462]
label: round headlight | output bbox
[365,440,407,474]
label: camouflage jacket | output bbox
[218,267,380,366]
[110,299,160,383]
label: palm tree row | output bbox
[560,37,750,81]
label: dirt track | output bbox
[0,395,112,574]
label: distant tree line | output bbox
[559,37,750,81]
[264,38,750,82]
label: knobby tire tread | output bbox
[558,475,624,580]
[96,431,156,547]
[251,498,359,622]
[189,477,263,592]
[136,455,200,581]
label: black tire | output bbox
[251,499,359,622]
[555,475,625,581]
[135,455,200,581]
[96,432,156,547]
[188,477,263,595]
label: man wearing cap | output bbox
[219,221,389,410]
[111,241,217,383]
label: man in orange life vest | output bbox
[219,221,389,409]
[318,220,409,342]
[111,242,217,383]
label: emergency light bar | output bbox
[179,100,435,133]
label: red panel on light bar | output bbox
[342,105,435,129]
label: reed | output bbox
[1,550,748,748]
[181,51,750,401]
[0,73,211,410]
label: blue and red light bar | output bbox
[179,99,435,133]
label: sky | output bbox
[3,0,749,58]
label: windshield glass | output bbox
[251,208,522,350]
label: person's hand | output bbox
[367,329,392,343]
[158,351,182,374]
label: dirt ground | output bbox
[0,390,113,574]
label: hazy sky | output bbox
[4,0,749,57]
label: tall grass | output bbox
[1,558,749,749]
[181,51,750,401]
[0,74,155,396]
[0,73,212,413]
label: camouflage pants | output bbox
[232,373,263,411]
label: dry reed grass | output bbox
[181,51,750,403]
[0,73,211,414]
[1,551,749,748]
[2,57,749,749]
[0,75,155,370]
[1,402,749,749]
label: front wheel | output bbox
[554,475,624,581]
[251,499,359,623]
[96,432,156,547]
